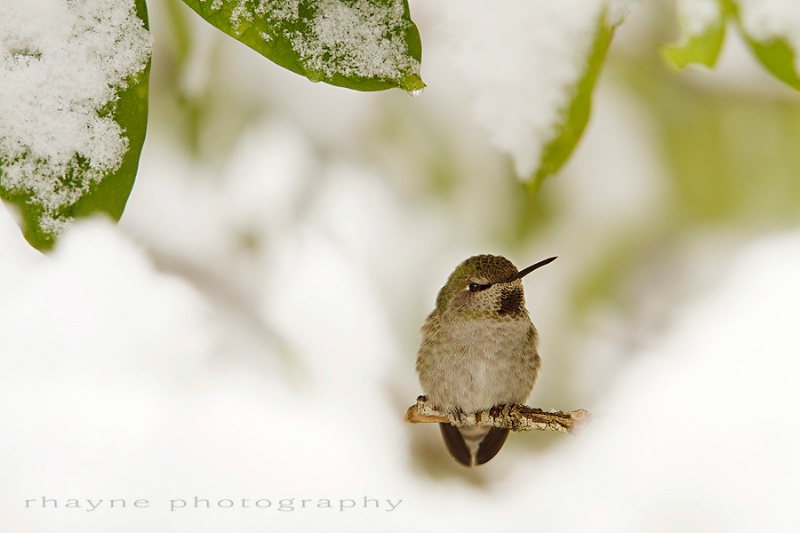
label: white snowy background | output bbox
[2,1,799,532]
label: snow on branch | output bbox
[404,395,590,434]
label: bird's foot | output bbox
[447,410,471,427]
[487,404,515,424]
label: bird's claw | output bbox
[447,411,470,427]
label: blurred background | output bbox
[2,0,799,531]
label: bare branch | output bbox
[404,396,590,434]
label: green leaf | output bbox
[178,0,424,92]
[531,14,615,189]
[70,53,151,225]
[664,20,726,69]
[0,0,151,250]
[739,34,800,91]
[663,0,729,69]
[730,1,800,91]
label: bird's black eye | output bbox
[469,282,488,292]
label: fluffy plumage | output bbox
[416,254,542,467]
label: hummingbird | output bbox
[415,254,556,467]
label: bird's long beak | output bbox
[504,256,557,282]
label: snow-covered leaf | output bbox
[733,0,800,90]
[741,35,800,90]
[0,0,152,250]
[665,0,727,68]
[427,1,629,187]
[532,13,616,188]
[179,0,424,93]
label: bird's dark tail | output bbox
[439,423,510,467]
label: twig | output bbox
[404,395,590,434]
